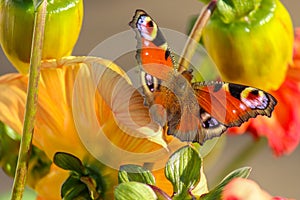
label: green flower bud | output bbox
[202,0,293,91]
[0,0,83,73]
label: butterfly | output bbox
[129,9,277,144]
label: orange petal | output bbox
[71,58,184,169]
[0,73,27,135]
[0,56,183,199]
[153,168,173,195]
[35,164,69,200]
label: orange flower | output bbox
[222,178,293,200]
[229,29,300,156]
[0,56,182,199]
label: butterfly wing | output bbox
[129,9,176,125]
[129,9,277,145]
[191,81,277,142]
[168,81,277,144]
[129,9,176,80]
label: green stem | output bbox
[10,1,47,200]
[212,137,267,185]
[178,0,217,73]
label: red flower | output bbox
[222,178,293,200]
[229,29,300,156]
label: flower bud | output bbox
[202,0,293,91]
[0,0,83,73]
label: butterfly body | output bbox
[129,9,277,144]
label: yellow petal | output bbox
[0,73,27,134]
[35,164,69,200]
[71,57,183,169]
[153,168,173,195]
[0,56,182,199]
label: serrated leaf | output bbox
[61,175,88,200]
[118,164,155,185]
[201,167,251,199]
[53,152,85,174]
[114,182,157,200]
[165,146,202,197]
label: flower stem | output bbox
[212,137,267,185]
[178,0,217,73]
[10,1,47,200]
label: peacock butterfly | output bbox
[129,9,277,144]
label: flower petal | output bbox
[229,77,300,156]
[35,164,69,200]
[229,28,300,155]
[253,79,300,156]
[0,56,179,199]
[222,178,272,200]
[71,57,184,170]
[0,74,27,134]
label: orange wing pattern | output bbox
[129,9,277,144]
[193,82,277,127]
[129,9,175,80]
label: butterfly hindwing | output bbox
[129,9,277,145]
[193,81,277,127]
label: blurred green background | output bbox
[0,0,299,199]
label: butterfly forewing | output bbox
[129,9,176,80]
[193,82,277,127]
[129,9,277,145]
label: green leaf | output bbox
[53,152,85,175]
[0,122,21,140]
[165,146,202,197]
[27,146,52,187]
[190,166,208,197]
[118,164,155,185]
[86,166,105,197]
[201,167,251,199]
[114,182,157,200]
[0,122,51,187]
[80,176,102,200]
[61,175,89,200]
[60,167,103,200]
[0,122,20,177]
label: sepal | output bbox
[53,152,104,200]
